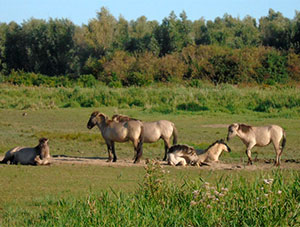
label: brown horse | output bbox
[112,114,178,161]
[227,123,286,166]
[87,112,144,163]
[1,138,51,165]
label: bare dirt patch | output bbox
[49,155,300,171]
[1,155,299,170]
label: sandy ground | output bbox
[0,155,299,170]
[14,155,299,170]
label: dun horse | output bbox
[167,139,231,166]
[87,112,144,163]
[0,138,51,165]
[227,123,286,166]
[112,114,178,161]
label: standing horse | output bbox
[1,138,51,165]
[112,114,178,161]
[227,123,286,166]
[167,139,231,166]
[87,112,144,163]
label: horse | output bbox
[0,138,51,165]
[112,114,178,161]
[87,112,144,163]
[227,123,286,166]
[167,139,231,166]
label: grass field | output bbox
[0,85,299,225]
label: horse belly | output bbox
[143,127,161,143]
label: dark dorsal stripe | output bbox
[168,144,196,155]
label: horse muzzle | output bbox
[87,124,94,129]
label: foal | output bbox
[167,139,231,166]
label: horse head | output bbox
[227,123,239,141]
[87,111,107,129]
[218,139,231,153]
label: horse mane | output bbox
[168,144,196,155]
[238,124,252,133]
[204,139,230,152]
[112,114,139,122]
[91,111,99,117]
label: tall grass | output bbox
[1,83,300,117]
[2,161,299,226]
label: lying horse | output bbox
[227,123,286,166]
[87,112,144,163]
[167,139,231,166]
[112,114,178,161]
[0,138,50,165]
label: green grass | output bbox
[0,84,300,226]
[1,83,300,117]
[1,162,299,226]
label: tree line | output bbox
[0,8,300,86]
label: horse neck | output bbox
[96,118,109,133]
[35,144,50,158]
[206,144,223,160]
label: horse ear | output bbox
[98,113,108,121]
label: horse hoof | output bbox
[113,159,117,162]
[106,159,112,162]
[134,159,140,164]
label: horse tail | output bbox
[172,125,178,145]
[281,129,286,152]
[135,124,144,163]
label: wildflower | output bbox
[214,191,220,196]
[221,187,229,192]
[278,190,282,195]
[219,193,225,197]
[263,179,274,185]
[207,204,212,208]
[193,190,200,196]
[264,194,268,197]
[190,200,198,206]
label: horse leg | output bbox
[134,148,142,164]
[245,143,256,165]
[273,141,281,166]
[176,157,187,166]
[111,142,117,162]
[106,143,113,162]
[162,138,170,161]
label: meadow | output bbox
[0,84,299,226]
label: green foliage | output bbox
[2,84,300,118]
[1,9,300,85]
[2,167,299,226]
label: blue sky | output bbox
[0,0,299,25]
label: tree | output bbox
[259,9,292,50]
[85,7,117,57]
[1,22,27,73]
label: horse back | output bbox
[112,120,143,142]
